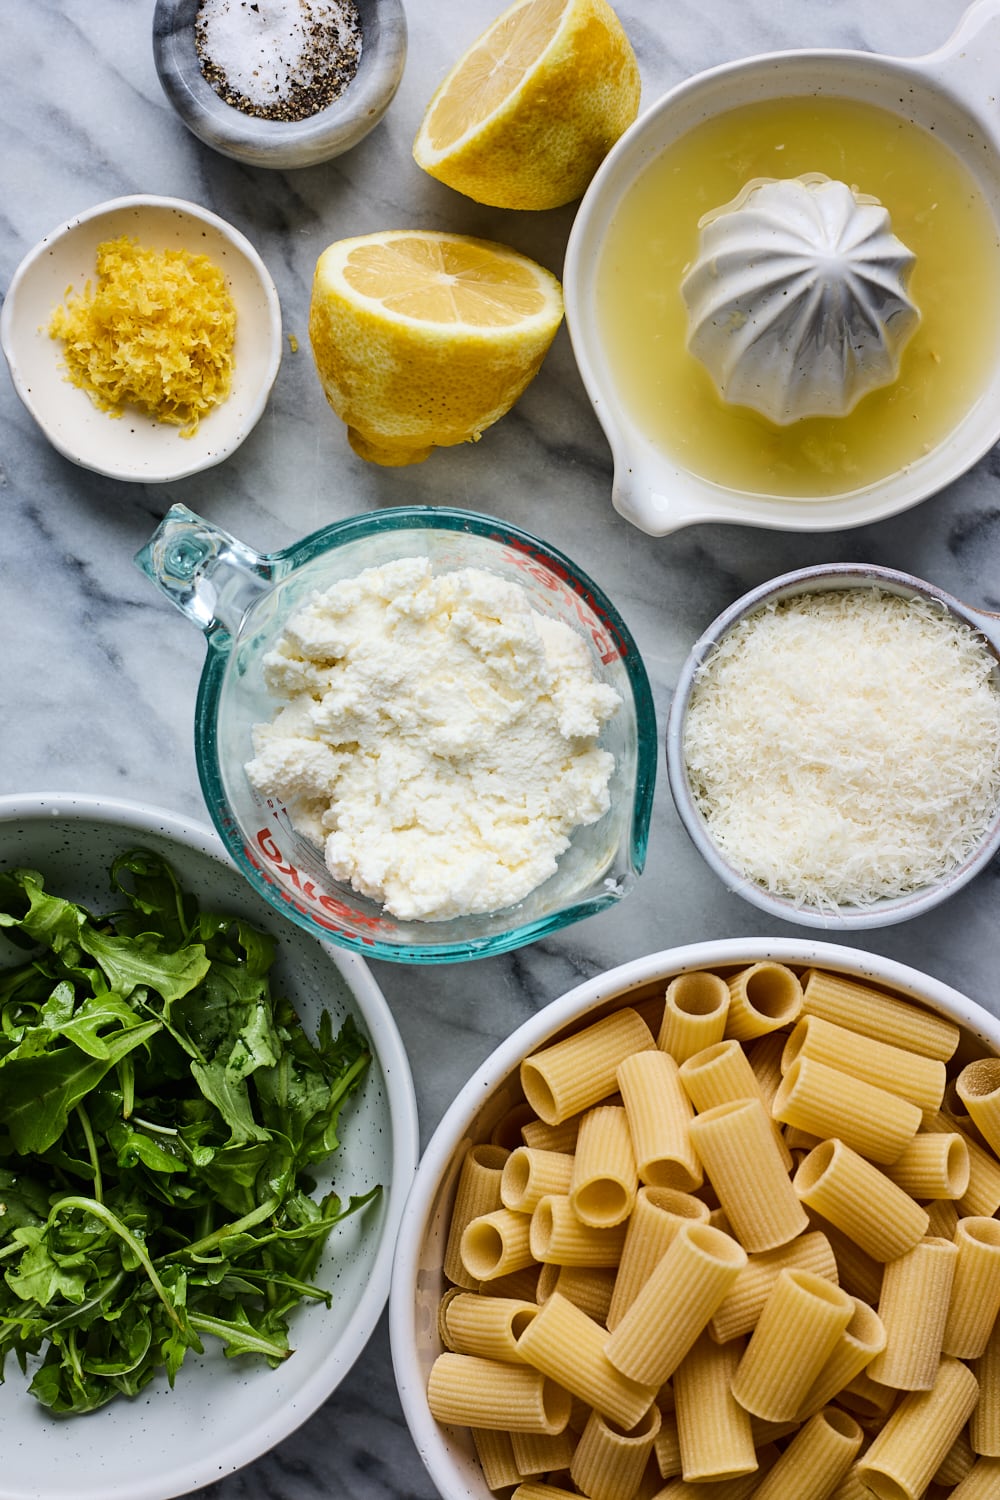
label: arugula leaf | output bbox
[0,853,379,1414]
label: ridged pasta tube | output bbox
[794,1139,928,1262]
[773,1055,921,1165]
[443,1143,509,1288]
[427,1352,572,1433]
[516,1291,656,1430]
[868,1236,957,1390]
[658,970,730,1062]
[673,1333,755,1481]
[942,1216,1000,1359]
[724,962,803,1040]
[708,1230,839,1344]
[605,1222,747,1386]
[800,969,959,1061]
[618,1049,702,1191]
[730,1269,854,1422]
[569,1402,661,1500]
[751,1407,863,1500]
[784,1014,946,1113]
[688,1097,808,1251]
[607,1186,709,1330]
[856,1354,980,1500]
[520,1009,655,1125]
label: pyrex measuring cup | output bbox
[665,562,1000,929]
[134,503,657,964]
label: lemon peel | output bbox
[412,0,640,211]
[308,229,564,466]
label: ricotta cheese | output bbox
[245,557,621,921]
[683,588,1000,909]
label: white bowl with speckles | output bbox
[0,792,417,1500]
[389,939,1000,1500]
[0,196,282,483]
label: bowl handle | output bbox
[133,502,273,640]
[914,0,1000,99]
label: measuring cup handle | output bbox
[133,503,273,640]
[916,0,1000,97]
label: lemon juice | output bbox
[596,96,1000,498]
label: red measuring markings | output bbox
[493,534,628,666]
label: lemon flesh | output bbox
[413,0,640,211]
[308,230,564,466]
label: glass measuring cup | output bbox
[665,562,1000,929]
[135,503,657,963]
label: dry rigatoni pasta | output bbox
[679,1039,792,1169]
[427,1352,572,1433]
[942,1216,1000,1359]
[441,1291,538,1363]
[471,1427,521,1490]
[443,1143,508,1288]
[950,1458,1000,1498]
[515,1291,656,1430]
[672,1333,755,1481]
[724,961,803,1040]
[568,1403,660,1500]
[956,1058,1000,1156]
[868,1236,957,1390]
[730,1269,854,1422]
[570,1105,638,1227]
[708,1229,838,1343]
[461,1206,534,1281]
[617,1048,702,1191]
[501,1146,575,1214]
[883,1131,970,1201]
[971,1315,1000,1456]
[784,1014,947,1114]
[657,970,730,1063]
[428,963,1000,1500]
[605,1222,746,1386]
[794,1138,929,1262]
[536,1262,616,1324]
[520,1008,655,1125]
[856,1354,980,1500]
[509,1428,576,1477]
[529,1193,627,1268]
[773,1054,922,1165]
[752,1407,863,1500]
[606,1186,709,1331]
[934,1426,977,1486]
[797,1294,887,1419]
[800,969,960,1061]
[687,1097,807,1251]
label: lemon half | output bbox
[413,0,640,211]
[308,230,564,466]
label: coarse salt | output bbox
[196,0,361,118]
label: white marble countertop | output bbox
[1,0,997,1495]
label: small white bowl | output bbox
[388,939,1000,1500]
[664,563,1000,930]
[0,792,417,1500]
[0,195,282,483]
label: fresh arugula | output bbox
[0,851,378,1414]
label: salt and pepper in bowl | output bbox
[153,0,407,168]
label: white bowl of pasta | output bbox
[389,939,1000,1500]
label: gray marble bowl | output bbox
[153,0,407,169]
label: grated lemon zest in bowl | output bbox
[48,236,237,437]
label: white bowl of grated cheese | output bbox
[665,563,1000,929]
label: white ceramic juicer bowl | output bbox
[565,0,1000,536]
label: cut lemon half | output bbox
[413,0,640,211]
[308,230,564,466]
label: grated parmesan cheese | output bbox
[49,236,237,437]
[682,588,1000,909]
